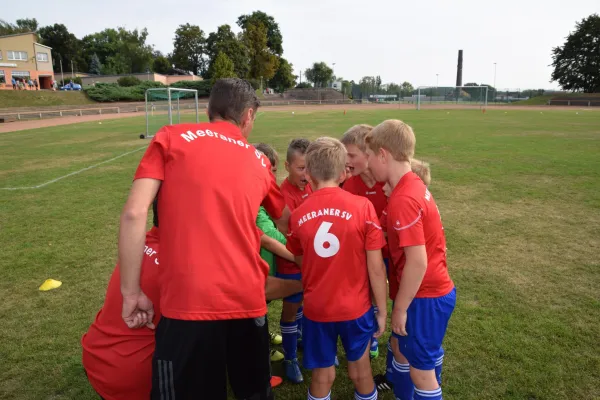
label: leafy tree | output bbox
[359,76,376,96]
[38,24,84,73]
[376,75,382,90]
[551,14,600,93]
[296,82,312,89]
[0,18,38,35]
[210,52,237,84]
[305,62,334,88]
[206,24,249,79]
[171,23,207,76]
[243,21,279,81]
[270,58,296,92]
[400,81,414,97]
[152,53,171,74]
[237,11,283,55]
[89,53,102,75]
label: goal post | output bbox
[416,86,489,110]
[142,88,199,139]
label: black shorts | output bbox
[151,316,273,400]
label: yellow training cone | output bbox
[39,279,62,291]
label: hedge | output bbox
[85,79,217,102]
[117,76,142,87]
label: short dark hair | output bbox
[254,143,279,167]
[208,79,260,125]
[286,138,311,163]
[152,197,159,228]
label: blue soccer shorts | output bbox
[392,288,456,370]
[383,258,390,278]
[303,307,375,370]
[275,272,303,303]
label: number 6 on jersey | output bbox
[313,222,340,258]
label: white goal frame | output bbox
[416,86,489,110]
[143,88,199,139]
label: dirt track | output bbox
[1,103,597,134]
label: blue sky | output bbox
[5,0,599,89]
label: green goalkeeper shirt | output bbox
[256,206,286,276]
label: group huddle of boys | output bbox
[81,78,455,400]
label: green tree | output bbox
[210,52,237,84]
[152,53,171,74]
[237,11,283,55]
[400,81,414,97]
[305,62,334,88]
[38,24,84,73]
[89,53,102,75]
[551,14,600,93]
[270,58,296,92]
[359,76,376,97]
[0,18,38,35]
[206,24,249,79]
[296,82,312,89]
[243,21,279,81]
[15,18,38,32]
[171,23,207,76]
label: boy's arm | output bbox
[265,276,302,300]
[367,249,388,337]
[273,206,291,234]
[392,245,427,336]
[261,234,295,262]
[257,208,287,244]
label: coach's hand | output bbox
[122,292,155,329]
[374,310,387,338]
[392,308,408,336]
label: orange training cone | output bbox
[344,109,346,115]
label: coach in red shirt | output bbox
[118,79,288,400]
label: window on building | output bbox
[0,51,3,60]
[7,51,28,61]
[12,71,31,81]
[37,52,49,62]
[0,70,5,84]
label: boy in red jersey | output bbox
[340,124,388,360]
[286,137,388,400]
[118,79,290,400]
[365,120,455,400]
[277,138,312,383]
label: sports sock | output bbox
[280,321,298,360]
[307,390,331,400]
[413,387,442,400]
[296,306,304,340]
[385,340,394,383]
[355,386,377,400]
[392,359,413,400]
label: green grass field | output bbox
[1,107,599,400]
[0,90,96,109]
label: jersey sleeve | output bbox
[286,218,303,256]
[380,205,388,231]
[134,127,169,181]
[364,201,386,250]
[389,195,425,247]
[256,207,287,245]
[261,172,285,220]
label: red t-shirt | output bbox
[82,228,161,400]
[134,121,285,320]
[287,187,385,322]
[387,172,454,299]
[277,178,313,275]
[343,175,389,259]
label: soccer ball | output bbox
[292,112,295,115]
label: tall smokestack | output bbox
[456,50,463,87]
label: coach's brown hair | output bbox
[208,78,260,125]
[340,124,373,153]
[411,159,431,186]
[365,120,415,162]
[305,137,347,183]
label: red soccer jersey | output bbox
[343,175,389,259]
[287,187,385,322]
[277,178,313,275]
[387,172,454,299]
[134,121,285,320]
[82,228,161,400]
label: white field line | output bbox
[1,146,147,190]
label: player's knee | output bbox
[348,364,371,384]
[312,368,335,386]
[281,301,300,322]
[410,367,438,390]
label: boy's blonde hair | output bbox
[340,124,373,153]
[365,120,415,162]
[306,137,347,183]
[411,158,431,186]
[254,143,279,167]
